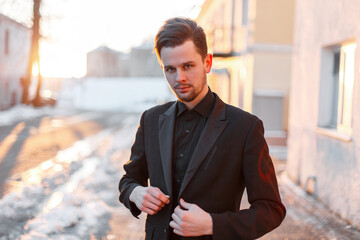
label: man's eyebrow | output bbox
[164,61,196,69]
[181,61,196,66]
[164,64,174,69]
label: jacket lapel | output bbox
[159,102,177,196]
[178,95,228,198]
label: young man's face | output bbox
[160,40,212,107]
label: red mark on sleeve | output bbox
[258,144,275,182]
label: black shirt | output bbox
[172,88,215,203]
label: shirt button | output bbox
[185,129,190,134]
[164,228,167,233]
[179,153,184,158]
[177,179,180,182]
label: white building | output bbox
[129,42,163,77]
[287,0,360,229]
[87,46,128,77]
[86,43,162,78]
[0,14,31,110]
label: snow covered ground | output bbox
[59,77,175,112]
[0,105,71,127]
[0,77,175,127]
[0,77,173,239]
[0,114,141,239]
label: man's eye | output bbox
[184,64,193,69]
[166,67,175,73]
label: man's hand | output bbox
[170,199,213,236]
[129,186,170,215]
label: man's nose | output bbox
[175,69,186,82]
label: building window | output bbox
[318,42,356,136]
[5,30,10,55]
[253,89,284,131]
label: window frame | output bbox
[337,42,356,136]
[317,41,356,140]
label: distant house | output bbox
[197,0,295,135]
[287,0,360,229]
[87,46,128,77]
[86,43,162,78]
[0,14,31,110]
[129,42,163,77]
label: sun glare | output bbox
[39,50,86,78]
[34,0,205,78]
[31,61,39,77]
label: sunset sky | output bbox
[0,0,204,78]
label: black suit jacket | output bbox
[119,93,286,240]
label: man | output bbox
[119,17,286,240]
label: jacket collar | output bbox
[158,93,228,198]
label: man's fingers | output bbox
[160,194,171,204]
[141,206,157,215]
[173,228,184,236]
[144,192,164,207]
[149,187,170,204]
[174,205,186,219]
[131,186,170,214]
[169,220,180,230]
[179,198,191,210]
[171,212,182,224]
[143,199,163,212]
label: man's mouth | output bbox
[175,85,191,93]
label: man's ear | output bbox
[204,54,213,73]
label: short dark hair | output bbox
[154,17,208,60]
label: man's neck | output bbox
[183,86,209,110]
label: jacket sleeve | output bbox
[118,111,149,218]
[210,119,286,240]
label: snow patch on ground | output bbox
[0,77,175,127]
[59,77,175,112]
[0,113,140,239]
[0,77,168,238]
[0,105,68,127]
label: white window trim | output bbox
[337,43,355,136]
[317,41,355,140]
[253,88,285,97]
[316,127,352,142]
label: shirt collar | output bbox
[176,87,215,118]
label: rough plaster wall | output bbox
[287,0,360,228]
[0,17,30,108]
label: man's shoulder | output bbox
[224,103,257,119]
[224,103,260,124]
[213,92,258,123]
[144,101,176,116]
